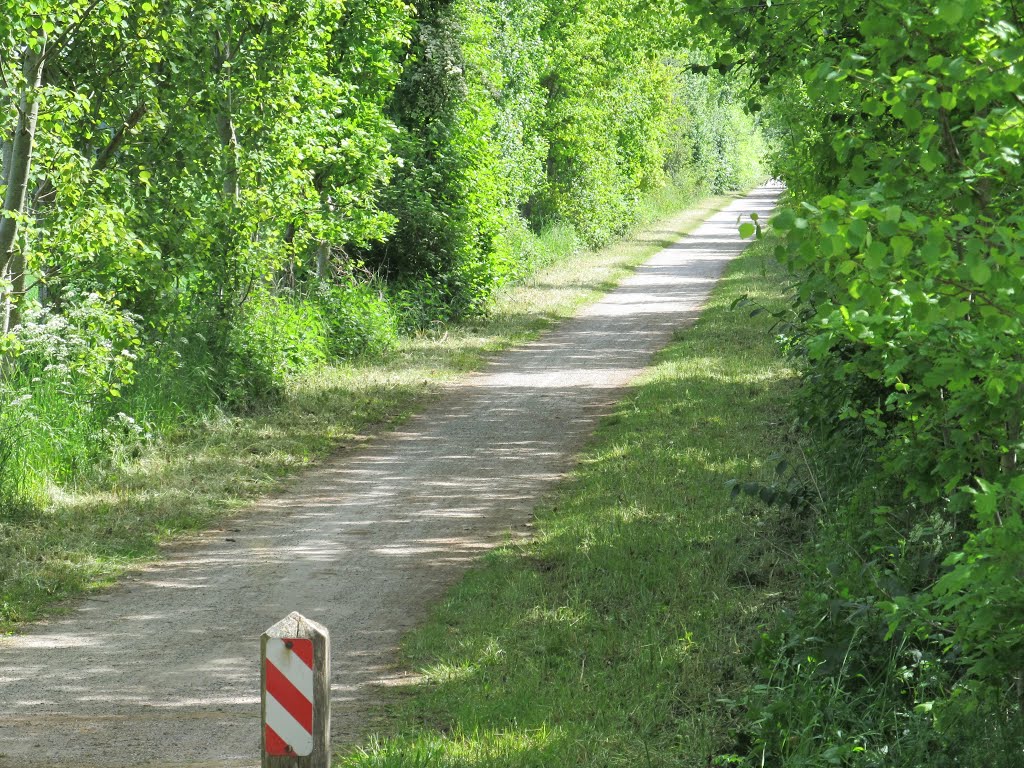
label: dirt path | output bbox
[0,187,780,767]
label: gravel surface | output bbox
[0,186,781,767]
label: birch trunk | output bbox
[1,139,12,188]
[1,138,11,330]
[213,33,240,201]
[216,112,240,199]
[0,47,45,332]
[316,241,330,279]
[7,245,26,331]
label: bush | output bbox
[0,295,142,503]
[707,0,1024,761]
[390,275,459,333]
[217,292,328,409]
[311,278,399,359]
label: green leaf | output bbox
[936,0,964,24]
[861,98,885,117]
[738,222,756,239]
[970,262,992,285]
[890,236,913,260]
[901,108,922,130]
[864,241,887,270]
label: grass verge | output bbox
[335,238,796,767]
[0,188,736,633]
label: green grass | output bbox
[0,187,737,633]
[335,239,797,767]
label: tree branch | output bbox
[934,277,1016,319]
[41,0,105,66]
[94,101,149,170]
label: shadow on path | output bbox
[0,186,782,768]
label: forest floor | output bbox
[0,186,780,767]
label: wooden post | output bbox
[261,612,330,768]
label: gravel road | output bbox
[0,186,780,767]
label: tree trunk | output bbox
[94,102,149,171]
[316,241,330,279]
[0,47,45,332]
[1,138,11,330]
[1,139,12,188]
[316,194,335,279]
[1001,406,1020,479]
[275,223,296,293]
[32,182,55,308]
[213,33,240,201]
[216,112,240,199]
[7,248,26,331]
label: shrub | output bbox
[390,275,458,333]
[0,295,142,503]
[217,292,328,408]
[311,278,400,359]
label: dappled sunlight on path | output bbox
[0,187,780,767]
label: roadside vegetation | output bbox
[338,239,795,767]
[690,1,1024,764]
[0,187,738,631]
[6,1,1022,765]
[335,0,1024,763]
[0,0,765,629]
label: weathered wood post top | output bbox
[261,612,330,768]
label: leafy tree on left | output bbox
[0,0,127,329]
[0,0,416,505]
[1,0,411,330]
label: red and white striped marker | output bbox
[264,637,315,757]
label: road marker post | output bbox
[261,612,330,767]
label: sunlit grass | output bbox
[350,724,564,767]
[336,238,796,767]
[0,188,735,632]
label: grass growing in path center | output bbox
[338,239,796,767]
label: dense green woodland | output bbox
[2,0,1023,764]
[0,0,760,492]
